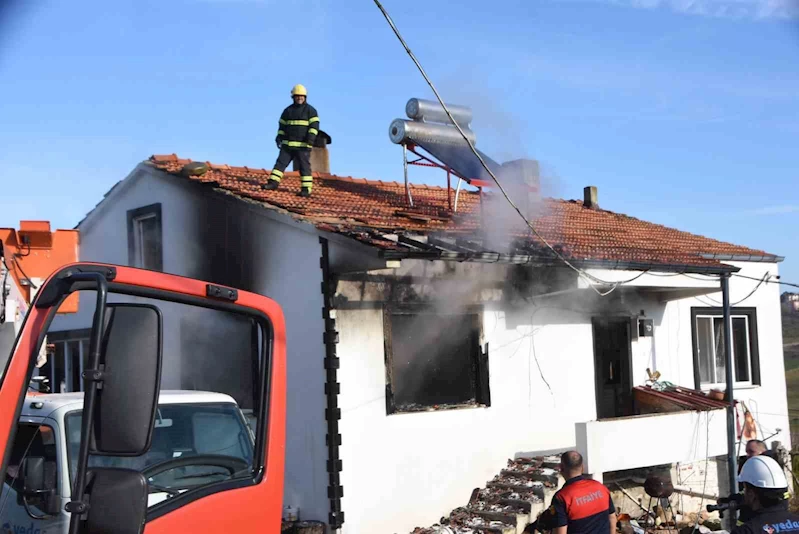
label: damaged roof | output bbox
[144,154,780,273]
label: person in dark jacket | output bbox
[264,84,320,197]
[736,442,790,524]
[731,455,797,534]
[525,451,617,534]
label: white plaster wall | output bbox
[335,261,788,533]
[243,205,329,525]
[49,168,331,524]
[336,304,598,534]
[49,168,199,385]
[654,262,791,453]
[577,409,727,475]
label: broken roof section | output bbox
[145,154,781,274]
[0,221,79,316]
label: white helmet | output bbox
[739,455,788,489]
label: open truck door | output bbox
[0,264,286,534]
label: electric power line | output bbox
[372,0,799,299]
[733,273,799,290]
[372,0,652,297]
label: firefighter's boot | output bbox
[264,179,279,191]
[299,187,311,198]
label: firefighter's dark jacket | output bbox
[732,502,799,534]
[276,103,319,149]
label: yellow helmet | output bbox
[291,84,307,97]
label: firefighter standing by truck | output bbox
[264,84,320,197]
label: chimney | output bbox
[584,186,598,209]
[310,145,330,174]
[499,159,540,219]
[294,130,332,174]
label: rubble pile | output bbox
[409,506,516,534]
[410,456,562,534]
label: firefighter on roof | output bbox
[264,84,320,197]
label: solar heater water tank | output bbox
[389,119,477,146]
[405,98,473,128]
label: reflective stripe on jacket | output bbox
[276,102,319,149]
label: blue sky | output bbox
[1,0,798,285]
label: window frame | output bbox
[382,307,490,415]
[127,203,163,271]
[690,306,760,390]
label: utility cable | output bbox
[733,273,799,290]
[372,0,650,297]
[0,426,42,519]
[11,256,37,290]
[695,272,772,307]
[373,0,799,299]
[691,411,712,534]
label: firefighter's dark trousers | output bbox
[269,147,313,192]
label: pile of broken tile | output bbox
[410,456,564,534]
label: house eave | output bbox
[377,249,738,275]
[700,253,784,263]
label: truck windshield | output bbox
[65,402,254,493]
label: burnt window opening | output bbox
[127,203,163,271]
[384,310,490,415]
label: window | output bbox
[691,307,760,388]
[43,330,91,393]
[65,402,255,508]
[384,310,490,414]
[127,203,163,271]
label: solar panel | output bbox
[412,138,501,186]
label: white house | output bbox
[49,154,790,534]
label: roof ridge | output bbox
[145,155,775,260]
[149,154,465,192]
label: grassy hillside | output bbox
[783,310,799,449]
[785,312,799,371]
[785,311,799,343]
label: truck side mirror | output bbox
[21,457,60,516]
[84,468,148,534]
[92,303,163,454]
[67,301,162,534]
[22,457,44,493]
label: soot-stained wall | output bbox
[51,168,331,525]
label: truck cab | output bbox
[0,264,286,534]
[2,390,256,534]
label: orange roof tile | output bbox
[146,155,779,272]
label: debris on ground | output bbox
[410,456,558,534]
